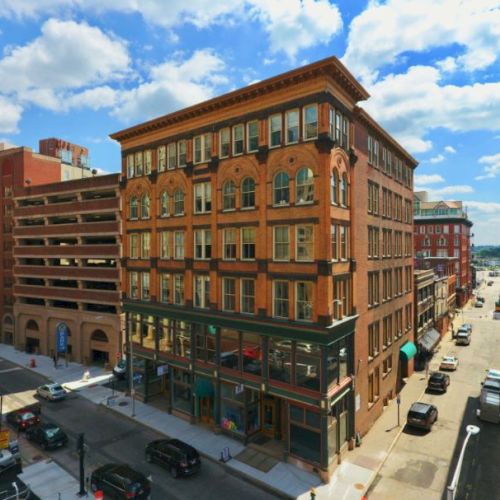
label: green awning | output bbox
[194,378,214,398]
[400,342,417,361]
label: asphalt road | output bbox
[0,358,279,500]
[367,271,500,500]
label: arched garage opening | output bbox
[25,319,40,354]
[90,329,110,364]
[2,314,14,345]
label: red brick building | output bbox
[39,137,90,170]
[414,192,473,307]
[12,174,122,365]
[111,56,416,479]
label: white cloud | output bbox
[436,56,458,73]
[423,184,474,199]
[465,200,500,214]
[112,49,227,123]
[361,65,500,154]
[0,95,23,133]
[444,145,457,154]
[430,154,445,164]
[342,0,500,84]
[65,86,118,110]
[414,174,445,185]
[475,153,500,180]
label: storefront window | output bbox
[172,368,192,414]
[295,344,320,391]
[195,326,216,364]
[132,357,146,396]
[328,415,338,464]
[174,321,191,358]
[158,318,173,354]
[269,338,291,384]
[220,382,245,434]
[220,329,240,371]
[130,313,141,344]
[339,337,348,380]
[246,389,260,434]
[242,332,262,376]
[141,315,155,351]
[289,404,321,464]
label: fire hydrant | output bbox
[29,358,36,368]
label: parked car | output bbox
[475,301,484,308]
[427,372,450,393]
[407,402,438,431]
[90,464,151,499]
[0,449,16,470]
[26,423,68,450]
[477,296,485,303]
[145,439,201,478]
[36,383,66,401]
[485,368,500,381]
[440,355,459,371]
[488,281,494,286]
[456,330,471,346]
[459,323,473,333]
[6,410,40,431]
[113,359,127,380]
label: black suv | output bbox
[90,464,151,499]
[427,372,450,393]
[26,423,68,450]
[145,439,201,478]
[407,402,438,431]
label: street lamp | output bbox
[446,424,480,500]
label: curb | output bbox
[98,398,293,500]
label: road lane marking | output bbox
[0,367,22,374]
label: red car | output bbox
[7,410,40,431]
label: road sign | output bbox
[56,322,69,353]
[0,429,9,449]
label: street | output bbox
[0,358,279,500]
[367,272,500,500]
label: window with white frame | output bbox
[129,197,138,219]
[241,177,255,208]
[222,180,236,211]
[331,169,338,204]
[130,234,138,259]
[160,191,170,217]
[273,172,290,205]
[220,128,230,158]
[135,152,143,176]
[174,231,185,260]
[269,114,282,147]
[274,226,290,261]
[159,231,170,259]
[157,146,166,172]
[331,224,338,260]
[173,274,184,305]
[141,194,150,219]
[295,167,314,204]
[167,143,177,170]
[174,189,184,215]
[233,124,244,155]
[127,154,134,178]
[340,174,347,207]
[241,227,256,260]
[194,275,210,308]
[241,279,255,314]
[141,232,150,259]
[247,121,259,152]
[328,107,335,139]
[303,104,318,140]
[178,140,187,167]
[194,229,211,260]
[296,281,313,321]
[296,225,313,261]
[273,281,289,318]
[130,272,138,299]
[223,278,236,311]
[144,150,152,175]
[286,110,299,144]
[194,182,211,214]
[340,225,348,259]
[194,133,211,164]
[223,228,237,260]
[141,272,150,300]
[160,273,170,303]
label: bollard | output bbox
[310,487,316,499]
[29,358,36,368]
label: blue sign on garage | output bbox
[56,322,69,353]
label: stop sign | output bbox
[94,490,104,500]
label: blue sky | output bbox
[0,0,499,244]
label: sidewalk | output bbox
[0,343,447,500]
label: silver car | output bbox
[0,449,16,469]
[36,383,67,401]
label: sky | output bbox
[0,0,499,244]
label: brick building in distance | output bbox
[111,56,417,479]
[12,174,122,365]
[414,192,473,307]
[39,138,92,180]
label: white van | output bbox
[456,330,471,346]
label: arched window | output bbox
[130,197,138,219]
[26,319,39,331]
[141,194,150,219]
[174,189,185,215]
[222,180,236,211]
[91,329,108,342]
[160,191,170,217]
[341,174,348,207]
[331,169,338,205]
[273,172,290,206]
[241,177,255,208]
[295,167,314,204]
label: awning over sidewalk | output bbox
[418,328,441,352]
[194,378,214,397]
[400,342,417,361]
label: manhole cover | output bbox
[354,483,365,490]
[118,401,128,407]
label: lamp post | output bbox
[446,424,480,500]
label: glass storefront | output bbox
[269,338,291,383]
[220,382,260,436]
[289,404,321,464]
[172,367,192,414]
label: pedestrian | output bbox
[53,353,57,369]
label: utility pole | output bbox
[77,433,86,497]
[128,317,136,418]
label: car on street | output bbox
[439,355,459,371]
[488,280,494,286]
[459,323,473,333]
[0,449,16,470]
[113,359,127,380]
[90,464,151,499]
[427,372,450,393]
[26,423,68,450]
[477,296,485,303]
[485,368,500,381]
[407,402,438,431]
[456,330,471,346]
[145,439,201,478]
[36,383,66,401]
[475,301,484,308]
[6,409,40,431]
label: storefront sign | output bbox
[157,364,168,376]
[56,322,68,353]
[234,384,244,395]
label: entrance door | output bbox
[200,397,213,425]
[262,397,275,437]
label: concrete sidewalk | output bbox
[0,342,449,499]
